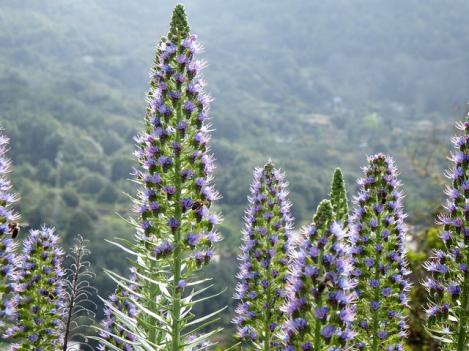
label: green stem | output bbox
[62,251,81,351]
[263,227,273,351]
[264,288,271,351]
[314,249,325,350]
[456,246,469,351]
[314,295,323,350]
[148,260,161,345]
[171,99,183,351]
[456,154,468,351]
[371,215,382,351]
[370,284,380,351]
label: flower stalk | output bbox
[233,161,294,350]
[97,4,223,350]
[349,154,411,350]
[423,115,469,350]
[282,199,356,350]
[10,227,66,349]
[0,130,19,336]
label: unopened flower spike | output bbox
[330,168,349,225]
[233,161,294,349]
[349,153,411,350]
[282,199,356,350]
[0,130,20,335]
[98,4,223,350]
[423,114,469,349]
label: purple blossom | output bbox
[321,325,336,340]
[180,198,193,211]
[155,241,175,258]
[314,306,329,320]
[185,233,201,247]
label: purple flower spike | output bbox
[101,5,223,349]
[9,227,66,349]
[233,161,294,349]
[282,200,356,349]
[0,130,20,335]
[423,115,469,348]
[350,154,410,349]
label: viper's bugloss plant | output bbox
[9,227,66,350]
[282,199,356,351]
[423,115,469,350]
[0,131,19,334]
[349,154,411,351]
[97,4,223,350]
[233,161,294,350]
[330,168,349,225]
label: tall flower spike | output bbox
[97,4,223,350]
[233,161,294,349]
[423,115,469,350]
[282,200,356,350]
[9,227,66,349]
[330,168,349,225]
[0,130,19,335]
[349,154,411,351]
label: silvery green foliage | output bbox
[0,130,19,335]
[282,200,356,351]
[98,268,139,351]
[423,116,469,350]
[9,227,66,350]
[96,4,223,350]
[349,154,411,351]
[61,235,97,351]
[330,168,349,225]
[233,161,294,350]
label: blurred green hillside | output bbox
[0,0,468,347]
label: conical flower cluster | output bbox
[9,227,65,349]
[133,3,221,273]
[349,154,411,350]
[283,200,356,350]
[99,5,223,350]
[233,161,294,349]
[0,131,19,334]
[423,115,469,349]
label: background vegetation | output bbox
[1,0,468,348]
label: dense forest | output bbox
[1,0,469,348]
